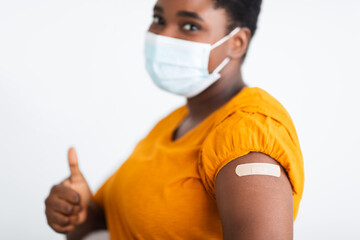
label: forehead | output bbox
[154,0,227,21]
[155,0,213,12]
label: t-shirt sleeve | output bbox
[198,110,304,217]
[92,174,114,209]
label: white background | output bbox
[0,0,359,239]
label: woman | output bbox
[45,0,304,239]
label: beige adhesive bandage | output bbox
[235,163,281,177]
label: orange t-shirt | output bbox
[93,87,304,240]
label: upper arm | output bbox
[215,152,293,240]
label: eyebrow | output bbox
[153,5,163,13]
[153,5,204,22]
[177,11,204,21]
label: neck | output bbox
[185,70,246,121]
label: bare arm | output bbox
[215,152,293,240]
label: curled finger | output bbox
[50,222,76,234]
[46,209,71,227]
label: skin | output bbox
[215,152,293,239]
[45,0,293,239]
[45,148,106,239]
[150,0,294,239]
[149,0,250,139]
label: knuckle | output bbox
[45,197,56,210]
[46,216,52,226]
[45,195,53,205]
[59,217,70,226]
[64,205,73,215]
[51,213,69,226]
[69,214,79,224]
[50,185,60,194]
[45,208,50,217]
[54,224,74,234]
[50,185,57,191]
[72,205,81,214]
[49,222,56,230]
[72,194,80,204]
[48,212,56,223]
[53,226,66,234]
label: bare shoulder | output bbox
[215,152,293,240]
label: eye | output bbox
[152,15,165,25]
[183,23,200,31]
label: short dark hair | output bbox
[212,0,262,38]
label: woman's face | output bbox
[148,0,233,73]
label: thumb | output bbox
[68,147,83,182]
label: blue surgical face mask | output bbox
[144,27,241,98]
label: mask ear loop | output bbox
[210,27,241,50]
[212,58,230,75]
[209,27,241,75]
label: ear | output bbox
[227,27,251,61]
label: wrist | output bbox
[87,199,107,230]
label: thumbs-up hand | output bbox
[65,147,92,224]
[45,147,92,233]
